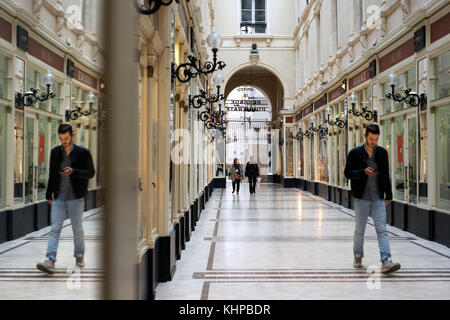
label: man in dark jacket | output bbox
[37,124,95,274]
[344,124,400,274]
[245,156,260,194]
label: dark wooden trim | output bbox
[282,177,297,188]
[9,206,35,240]
[137,248,150,300]
[0,210,9,244]
[174,222,181,260]
[392,201,407,231]
[213,178,226,188]
[179,215,185,251]
[433,210,450,248]
[184,210,190,245]
[406,205,431,240]
[157,230,176,283]
[35,202,50,230]
[317,183,328,199]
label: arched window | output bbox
[241,0,266,34]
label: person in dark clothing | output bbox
[229,158,243,194]
[344,124,400,274]
[245,156,260,194]
[37,124,95,274]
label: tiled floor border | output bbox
[200,186,450,299]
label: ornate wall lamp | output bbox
[136,0,189,15]
[311,118,328,138]
[325,106,347,128]
[15,71,55,107]
[348,92,378,122]
[385,72,426,108]
[172,26,226,83]
[65,92,97,122]
[289,125,305,141]
[189,71,224,109]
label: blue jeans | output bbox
[46,198,85,262]
[353,198,391,262]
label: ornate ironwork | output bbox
[172,49,226,83]
[65,106,97,122]
[15,85,55,108]
[136,0,189,15]
[385,84,426,108]
[189,86,224,109]
[348,103,378,122]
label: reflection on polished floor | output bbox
[156,182,450,300]
[0,208,103,300]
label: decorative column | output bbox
[157,7,171,236]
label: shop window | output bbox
[241,0,266,34]
[26,67,62,114]
[381,82,391,114]
[393,116,405,201]
[26,67,37,108]
[318,112,328,183]
[37,117,48,201]
[434,50,450,100]
[419,112,428,204]
[436,104,450,211]
[0,107,7,209]
[0,54,9,100]
[14,111,24,204]
[286,126,294,176]
[299,137,304,177]
[50,119,60,150]
[406,66,416,94]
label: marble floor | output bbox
[155,182,450,300]
[0,207,104,300]
[2,183,450,300]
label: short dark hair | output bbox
[58,124,73,135]
[365,124,380,136]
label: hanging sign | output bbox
[39,134,45,163]
[397,135,403,163]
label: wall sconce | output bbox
[325,106,347,128]
[172,26,226,83]
[348,92,378,122]
[385,71,427,108]
[15,71,55,107]
[136,0,189,15]
[66,92,97,122]
[189,71,224,109]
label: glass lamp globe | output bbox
[207,26,223,51]
[88,92,95,104]
[212,71,224,87]
[45,71,53,86]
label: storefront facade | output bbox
[282,4,450,247]
[0,2,104,244]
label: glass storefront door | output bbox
[392,113,418,203]
[24,115,36,204]
[407,114,418,204]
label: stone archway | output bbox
[224,65,285,124]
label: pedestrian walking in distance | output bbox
[344,124,401,274]
[36,124,95,274]
[229,158,243,194]
[245,156,260,194]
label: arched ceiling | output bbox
[224,65,284,123]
